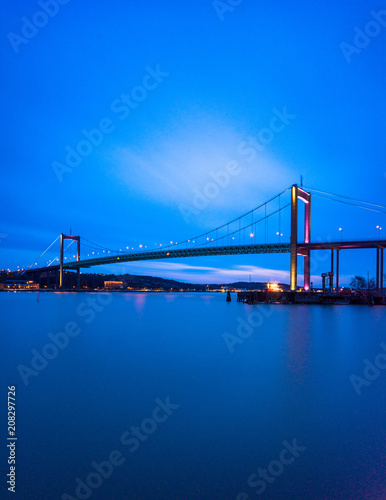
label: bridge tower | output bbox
[290,184,311,291]
[59,234,81,289]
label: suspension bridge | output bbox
[18,184,386,291]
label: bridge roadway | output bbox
[30,242,291,273]
[26,238,386,274]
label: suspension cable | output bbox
[304,186,386,210]
[311,193,386,215]
[27,235,60,269]
[81,187,292,253]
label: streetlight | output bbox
[376,225,382,240]
[339,227,343,242]
[249,232,255,244]
[276,232,283,243]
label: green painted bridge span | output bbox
[62,243,291,270]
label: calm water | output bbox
[1,292,385,500]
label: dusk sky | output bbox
[1,0,385,285]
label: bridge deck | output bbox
[30,243,291,272]
[23,239,386,274]
[298,239,386,250]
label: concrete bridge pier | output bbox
[290,184,311,291]
[377,247,384,292]
[59,233,80,289]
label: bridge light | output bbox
[250,233,255,238]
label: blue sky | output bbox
[1,0,385,285]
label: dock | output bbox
[237,291,386,306]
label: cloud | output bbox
[108,115,294,212]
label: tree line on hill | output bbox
[349,275,386,290]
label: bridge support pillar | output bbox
[304,252,311,291]
[381,248,384,292]
[290,186,298,291]
[303,195,311,291]
[376,248,380,290]
[290,184,312,291]
[331,249,334,277]
[77,268,80,290]
[336,249,340,291]
[59,233,81,290]
[59,233,64,288]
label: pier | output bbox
[237,290,386,306]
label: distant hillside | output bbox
[0,270,290,291]
[81,274,290,291]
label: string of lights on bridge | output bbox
[18,185,386,273]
